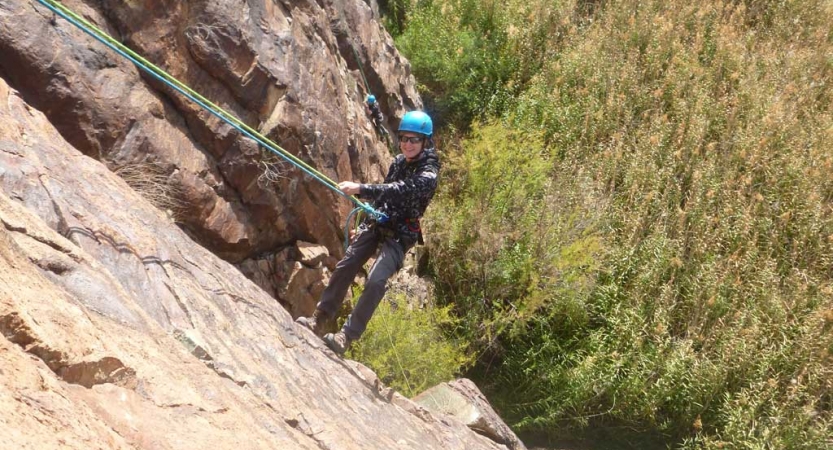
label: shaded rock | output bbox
[282,262,330,318]
[415,379,528,450]
[237,244,342,320]
[388,246,434,307]
[236,247,295,299]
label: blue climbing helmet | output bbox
[366,94,376,104]
[398,111,433,137]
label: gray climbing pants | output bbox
[316,226,405,341]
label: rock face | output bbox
[0,1,524,447]
[0,0,417,264]
[237,241,338,319]
[415,379,529,450]
[0,77,508,449]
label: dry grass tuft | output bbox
[113,161,187,219]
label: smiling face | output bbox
[398,132,426,161]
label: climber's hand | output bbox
[338,181,361,196]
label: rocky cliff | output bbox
[0,1,517,449]
[1,0,416,272]
[0,75,509,449]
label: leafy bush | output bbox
[389,0,833,447]
[395,0,562,126]
[425,120,606,392]
[348,294,473,397]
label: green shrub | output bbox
[395,0,563,127]
[391,0,833,447]
[348,295,473,397]
[377,0,412,37]
[426,119,605,378]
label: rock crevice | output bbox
[0,311,137,389]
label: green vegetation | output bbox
[348,294,472,397]
[368,0,832,447]
[394,0,552,125]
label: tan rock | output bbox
[0,338,134,450]
[296,240,330,268]
[415,379,528,450]
[283,262,331,318]
[0,80,509,449]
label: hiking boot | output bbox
[295,309,327,337]
[323,331,352,356]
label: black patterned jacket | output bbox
[358,147,440,249]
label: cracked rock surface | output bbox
[0,77,505,449]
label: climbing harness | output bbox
[33,0,387,249]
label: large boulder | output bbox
[0,76,508,449]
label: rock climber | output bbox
[365,94,387,136]
[296,110,440,355]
